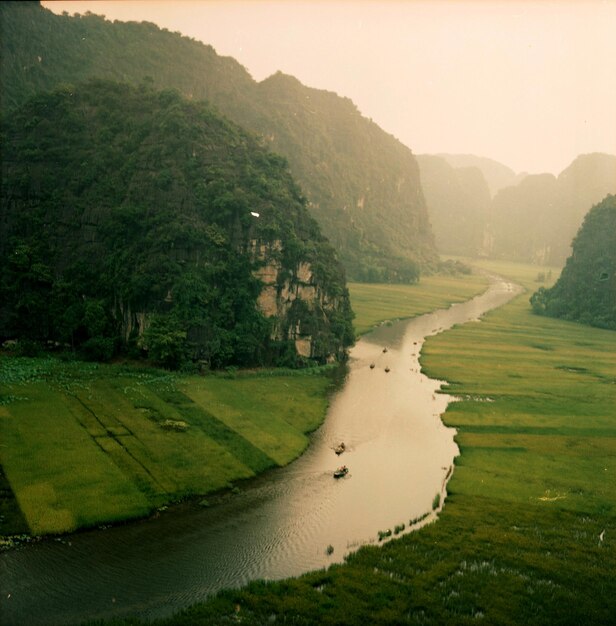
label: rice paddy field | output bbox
[349,273,489,335]
[148,260,616,625]
[0,361,331,537]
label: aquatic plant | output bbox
[432,493,441,510]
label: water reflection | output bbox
[0,276,521,625]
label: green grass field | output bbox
[149,261,616,625]
[0,360,331,536]
[349,273,489,335]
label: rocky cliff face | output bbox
[0,81,354,367]
[252,241,343,360]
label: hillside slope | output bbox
[530,194,616,329]
[0,2,437,281]
[416,155,491,256]
[0,81,354,366]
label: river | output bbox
[0,275,521,626]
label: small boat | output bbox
[333,465,349,478]
[384,366,390,373]
[369,363,375,369]
[334,442,346,455]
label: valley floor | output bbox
[138,261,616,625]
[0,272,488,540]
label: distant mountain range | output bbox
[492,153,616,265]
[0,1,437,281]
[419,152,616,265]
[436,153,526,197]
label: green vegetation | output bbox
[0,2,438,280]
[0,80,353,367]
[137,260,615,624]
[349,273,489,335]
[531,194,616,330]
[0,356,333,536]
[431,493,440,511]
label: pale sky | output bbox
[42,1,616,175]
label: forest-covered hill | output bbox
[0,1,437,281]
[530,194,616,330]
[0,81,354,367]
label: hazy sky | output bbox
[43,1,616,175]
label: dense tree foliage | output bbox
[530,195,616,329]
[0,2,437,281]
[0,81,354,367]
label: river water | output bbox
[0,275,521,626]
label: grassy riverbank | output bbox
[145,261,616,625]
[349,273,489,335]
[0,271,491,539]
[0,359,332,537]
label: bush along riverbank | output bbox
[126,262,615,625]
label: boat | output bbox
[334,442,346,455]
[333,465,349,478]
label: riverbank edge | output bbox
[0,272,492,549]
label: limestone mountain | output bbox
[436,153,525,197]
[530,194,616,330]
[491,173,559,264]
[0,1,438,281]
[416,155,491,256]
[492,153,616,265]
[0,81,354,367]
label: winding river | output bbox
[0,275,521,626]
